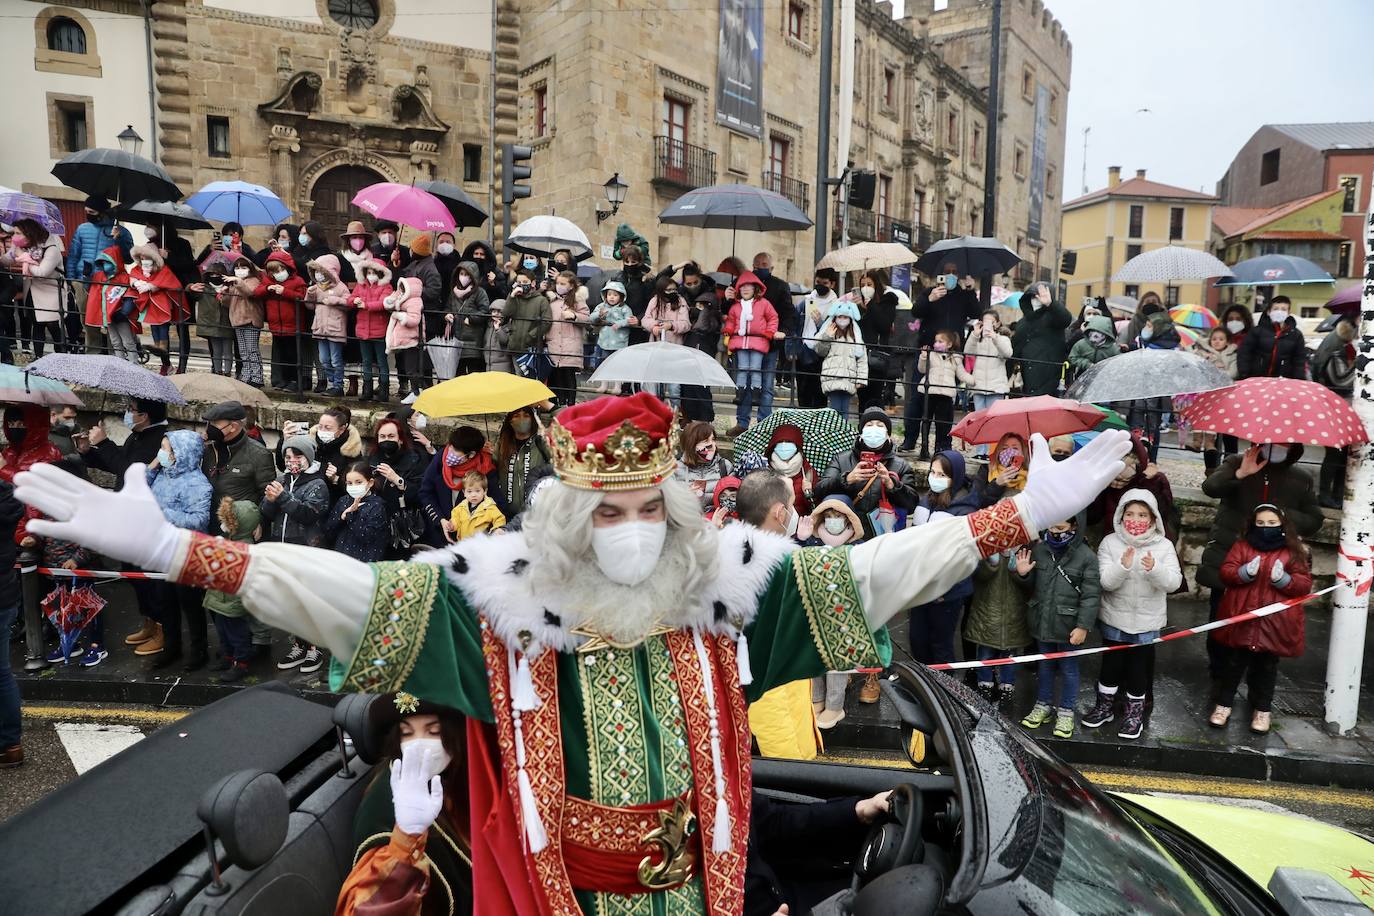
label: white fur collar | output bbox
[412,523,796,657]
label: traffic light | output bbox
[1060,250,1077,276]
[501,143,533,205]
[848,170,876,210]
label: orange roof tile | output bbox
[1248,230,1347,241]
[1064,176,1219,209]
[1213,189,1345,239]
[1213,206,1267,237]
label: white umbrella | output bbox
[588,342,735,388]
[1112,245,1234,283]
[1105,294,1138,315]
[506,215,593,261]
[816,241,918,273]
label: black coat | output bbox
[1237,316,1307,380]
[745,792,868,916]
[460,241,506,301]
[815,441,919,530]
[84,422,167,484]
[912,285,981,348]
[368,240,411,273]
[759,273,796,352]
[1011,298,1072,396]
[367,445,428,516]
[683,279,724,354]
[0,482,23,608]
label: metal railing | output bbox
[832,207,876,243]
[653,136,715,192]
[763,172,810,214]
[914,224,941,251]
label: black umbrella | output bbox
[112,199,211,231]
[414,179,488,229]
[659,183,812,233]
[51,147,182,204]
[1212,254,1334,287]
[914,236,1021,278]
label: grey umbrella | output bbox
[913,236,1021,278]
[588,342,735,388]
[414,179,488,229]
[113,199,212,231]
[51,147,182,204]
[659,184,812,253]
[27,354,187,404]
[1065,349,1234,403]
[1213,254,1334,287]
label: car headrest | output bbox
[332,692,385,765]
[196,770,288,870]
[854,864,945,916]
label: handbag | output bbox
[388,494,427,551]
[515,346,553,382]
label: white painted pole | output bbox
[1324,168,1374,735]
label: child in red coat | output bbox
[253,249,309,392]
[1210,503,1313,734]
[722,270,779,434]
[350,258,394,401]
[127,244,188,374]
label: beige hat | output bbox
[341,220,372,240]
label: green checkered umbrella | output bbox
[732,408,857,472]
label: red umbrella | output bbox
[1179,377,1367,447]
[951,395,1104,446]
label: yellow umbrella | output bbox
[412,372,553,418]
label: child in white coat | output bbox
[1083,488,1181,740]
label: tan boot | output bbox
[859,672,881,704]
[1250,710,1271,734]
[134,624,165,656]
[124,618,157,646]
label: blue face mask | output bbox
[298,232,310,246]
[773,442,798,461]
[523,258,538,270]
[944,275,957,291]
[1141,325,1154,340]
[123,410,135,427]
[861,426,888,449]
[754,267,771,281]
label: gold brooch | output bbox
[393,691,420,715]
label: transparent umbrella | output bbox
[1065,349,1234,403]
[588,342,734,388]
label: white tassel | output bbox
[517,764,549,852]
[735,630,753,686]
[712,794,733,853]
[512,651,541,711]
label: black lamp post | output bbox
[596,173,628,224]
[117,125,143,157]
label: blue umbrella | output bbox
[1213,254,1334,287]
[186,180,291,227]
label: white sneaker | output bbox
[401,391,418,405]
[299,646,325,674]
[816,708,847,729]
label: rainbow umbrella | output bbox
[1169,304,1218,330]
[1175,326,1205,348]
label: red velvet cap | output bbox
[547,393,677,491]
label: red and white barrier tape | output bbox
[16,565,166,580]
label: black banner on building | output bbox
[716,0,763,138]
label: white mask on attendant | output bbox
[591,521,666,586]
[234,267,250,279]
[346,482,368,499]
[400,737,451,779]
[140,259,155,273]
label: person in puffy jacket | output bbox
[674,420,734,510]
[145,429,214,670]
[814,408,918,536]
[1,406,63,548]
[128,243,189,373]
[1011,281,1071,397]
[804,493,868,728]
[1067,314,1119,377]
[254,249,309,391]
[0,220,66,356]
[916,328,975,453]
[962,309,1014,457]
[1211,503,1313,734]
[813,299,867,421]
[1013,510,1100,738]
[1192,327,1240,471]
[221,256,264,387]
[966,542,1030,707]
[385,276,425,402]
[723,270,780,434]
[194,260,235,375]
[259,435,330,673]
[545,273,591,407]
[905,449,981,667]
[445,260,490,377]
[351,258,394,401]
[87,246,141,364]
[324,462,389,563]
[1237,296,1306,380]
[500,269,552,359]
[306,253,351,395]
[1083,488,1180,741]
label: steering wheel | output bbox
[853,783,924,886]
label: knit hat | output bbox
[409,233,433,258]
[859,406,891,433]
[283,434,316,464]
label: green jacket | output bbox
[1014,516,1101,643]
[1067,315,1118,373]
[501,290,551,354]
[203,500,261,618]
[202,433,278,506]
[964,553,1031,651]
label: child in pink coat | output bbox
[385,275,424,403]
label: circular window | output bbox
[47,16,87,54]
[327,0,378,30]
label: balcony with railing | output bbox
[914,224,940,252]
[653,136,715,194]
[763,171,810,214]
[831,207,876,246]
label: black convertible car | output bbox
[0,665,1361,915]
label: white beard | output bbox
[552,530,697,647]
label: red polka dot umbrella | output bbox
[1179,377,1368,447]
[952,395,1104,446]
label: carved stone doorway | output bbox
[309,165,385,243]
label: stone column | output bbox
[150,0,193,188]
[409,141,439,182]
[267,125,300,212]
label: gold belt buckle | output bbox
[636,793,697,890]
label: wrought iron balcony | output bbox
[653,136,715,193]
[763,171,810,214]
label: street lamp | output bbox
[596,172,628,224]
[117,125,143,157]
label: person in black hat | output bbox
[814,406,919,535]
[370,219,411,272]
[200,401,277,506]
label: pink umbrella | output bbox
[951,395,1103,445]
[1179,377,1367,447]
[350,183,456,232]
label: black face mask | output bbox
[86,212,102,224]
[815,285,831,296]
[53,421,76,435]
[1247,526,1286,552]
[205,424,225,444]
[378,440,401,457]
[6,427,26,447]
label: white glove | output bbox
[1243,556,1262,580]
[391,745,443,837]
[1016,430,1131,535]
[15,462,182,572]
[1270,559,1286,583]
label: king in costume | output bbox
[13,393,1130,916]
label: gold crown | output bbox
[393,691,420,715]
[548,418,677,492]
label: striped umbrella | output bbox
[1169,304,1218,330]
[1175,326,1206,348]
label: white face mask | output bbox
[861,425,888,449]
[1262,443,1290,463]
[234,267,250,279]
[1269,310,1289,325]
[437,242,455,256]
[835,316,851,328]
[400,736,451,779]
[783,505,800,538]
[314,271,329,284]
[346,482,368,499]
[591,520,667,586]
[414,414,429,430]
[927,472,950,493]
[458,274,472,288]
[1226,319,1244,334]
[770,451,803,476]
[859,286,874,301]
[272,269,289,282]
[317,429,336,444]
[140,259,155,273]
[822,515,849,536]
[379,233,396,247]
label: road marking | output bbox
[22,704,189,725]
[53,722,146,775]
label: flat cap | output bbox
[202,400,246,422]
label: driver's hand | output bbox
[855,790,892,825]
